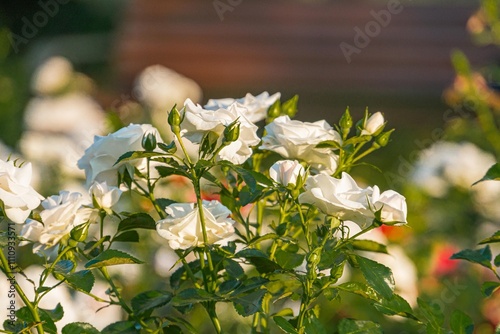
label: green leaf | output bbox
[223,259,245,279]
[473,163,500,185]
[338,319,382,334]
[373,294,418,320]
[158,141,177,153]
[85,249,143,269]
[62,322,100,334]
[101,321,139,334]
[156,198,177,211]
[275,249,305,270]
[337,282,380,302]
[156,166,189,178]
[53,260,75,275]
[17,307,57,334]
[451,246,493,270]
[237,249,281,274]
[450,310,474,334]
[315,140,341,149]
[479,231,500,245]
[118,213,156,232]
[113,230,140,243]
[115,151,165,165]
[417,298,445,333]
[65,270,95,293]
[170,260,200,289]
[495,253,500,267]
[273,316,299,334]
[42,303,64,322]
[131,290,173,316]
[481,281,500,297]
[356,256,394,299]
[232,289,266,316]
[352,240,388,254]
[171,288,222,306]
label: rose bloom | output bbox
[181,99,260,164]
[89,181,122,209]
[78,124,163,187]
[204,91,280,123]
[20,191,90,253]
[156,200,235,250]
[299,173,373,226]
[361,112,385,136]
[370,186,408,224]
[0,159,43,224]
[260,116,341,174]
[269,160,305,187]
[31,56,73,95]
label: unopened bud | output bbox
[282,95,299,118]
[339,107,353,135]
[168,105,182,134]
[267,99,281,120]
[223,121,240,143]
[141,132,157,152]
[374,129,394,148]
[70,223,90,243]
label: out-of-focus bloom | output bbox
[269,160,305,187]
[429,244,460,277]
[89,181,122,209]
[156,200,235,250]
[135,65,202,110]
[205,91,280,123]
[260,116,341,174]
[0,160,43,224]
[20,191,90,253]
[78,124,163,187]
[361,112,385,136]
[31,56,73,95]
[411,141,496,197]
[299,173,407,226]
[181,99,260,164]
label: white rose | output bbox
[299,173,374,226]
[181,99,260,164]
[89,181,122,209]
[0,160,43,224]
[20,191,90,253]
[370,186,407,224]
[361,112,385,136]
[77,124,163,187]
[156,200,235,250]
[31,56,73,95]
[260,116,341,174]
[205,91,280,123]
[269,160,305,187]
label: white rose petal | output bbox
[361,112,385,136]
[0,160,43,224]
[260,116,341,174]
[181,99,260,164]
[89,181,122,209]
[156,200,235,250]
[371,186,408,224]
[269,160,305,186]
[205,91,280,123]
[77,124,163,187]
[20,191,90,253]
[299,173,373,226]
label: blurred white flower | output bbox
[20,191,90,253]
[135,65,202,110]
[89,181,122,209]
[205,91,280,123]
[361,112,385,136]
[269,160,305,187]
[260,116,341,174]
[31,56,73,95]
[0,160,43,224]
[299,173,373,226]
[156,200,235,250]
[472,180,500,221]
[412,141,496,197]
[78,124,163,187]
[181,99,260,164]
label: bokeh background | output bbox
[1,0,500,333]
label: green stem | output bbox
[0,250,45,334]
[99,266,134,315]
[475,100,500,157]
